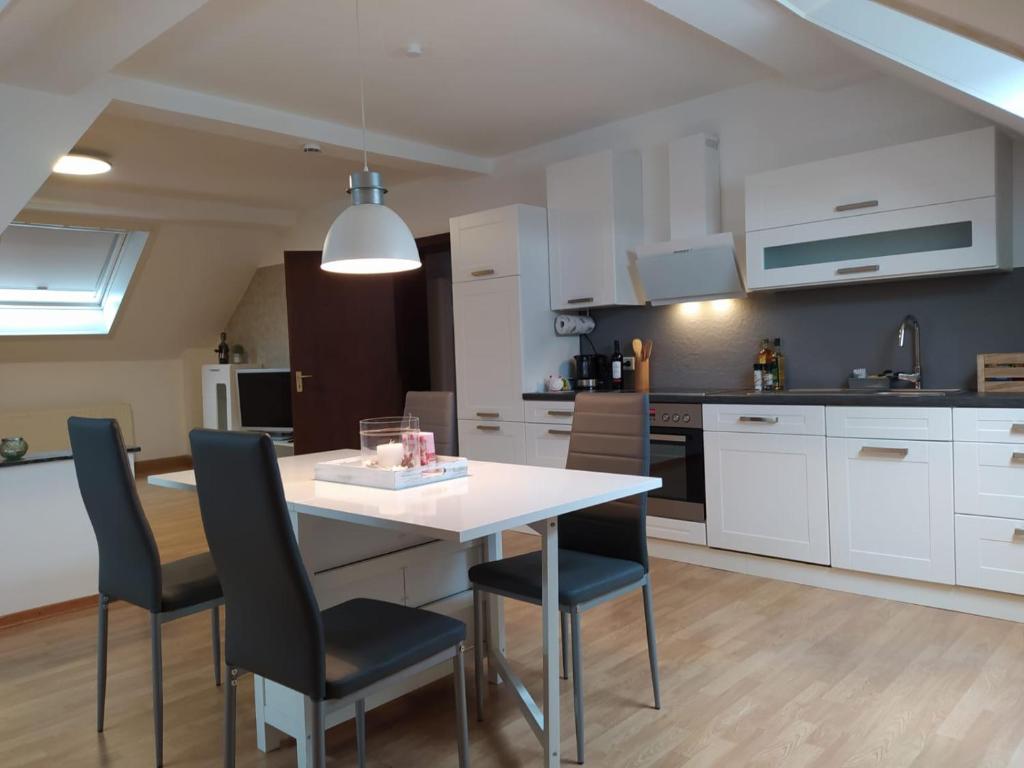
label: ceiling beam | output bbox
[0,0,209,94]
[102,75,495,175]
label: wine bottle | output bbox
[611,340,624,390]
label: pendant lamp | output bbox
[321,0,420,274]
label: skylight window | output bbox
[0,223,148,335]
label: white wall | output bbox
[0,359,188,459]
[286,75,1020,265]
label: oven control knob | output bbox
[672,414,680,423]
[661,414,670,422]
[682,413,691,423]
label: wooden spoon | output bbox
[643,339,653,361]
[632,338,643,360]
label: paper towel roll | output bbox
[554,314,596,336]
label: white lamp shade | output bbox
[321,203,420,274]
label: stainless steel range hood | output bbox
[632,232,742,305]
[630,133,746,305]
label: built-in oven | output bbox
[647,401,705,523]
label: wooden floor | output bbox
[4,481,1024,767]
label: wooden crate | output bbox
[977,353,1024,392]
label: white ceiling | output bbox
[114,0,772,156]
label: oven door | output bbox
[648,429,705,522]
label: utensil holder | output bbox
[634,359,650,392]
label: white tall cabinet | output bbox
[452,205,577,463]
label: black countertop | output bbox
[524,390,1024,408]
[0,445,141,469]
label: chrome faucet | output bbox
[896,314,922,389]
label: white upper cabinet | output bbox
[744,127,1011,291]
[546,149,644,310]
[451,205,522,282]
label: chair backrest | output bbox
[404,390,457,456]
[68,417,162,610]
[189,429,326,700]
[561,393,651,570]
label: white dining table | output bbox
[150,449,660,767]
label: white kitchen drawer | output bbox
[457,419,526,464]
[954,408,1024,444]
[825,406,951,441]
[525,400,576,425]
[450,206,521,282]
[827,437,954,584]
[955,514,1024,595]
[954,442,1024,520]
[525,421,572,468]
[703,404,825,436]
[744,127,999,233]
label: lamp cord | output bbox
[356,0,368,172]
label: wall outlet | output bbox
[623,356,636,371]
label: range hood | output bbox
[630,133,745,305]
[632,233,742,305]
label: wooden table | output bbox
[151,450,659,767]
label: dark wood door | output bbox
[284,249,432,454]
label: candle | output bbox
[376,441,404,469]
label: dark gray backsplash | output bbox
[587,269,1024,391]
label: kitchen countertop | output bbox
[523,390,1024,408]
[0,445,140,469]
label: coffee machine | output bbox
[573,353,608,391]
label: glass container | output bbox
[359,416,420,468]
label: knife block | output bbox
[634,358,650,392]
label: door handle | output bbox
[1011,452,1024,464]
[738,416,778,424]
[547,410,573,417]
[476,424,500,432]
[295,370,313,393]
[859,446,909,459]
[547,429,571,436]
[470,268,495,277]
[836,264,880,275]
[834,199,879,212]
[476,411,500,419]
[567,297,594,305]
[1008,527,1024,542]
[1011,424,1024,435]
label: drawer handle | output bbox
[836,264,880,275]
[476,424,500,432]
[567,297,594,305]
[470,268,495,277]
[476,411,500,418]
[1007,528,1024,542]
[547,409,573,417]
[1012,452,1024,464]
[859,446,909,459]
[547,428,572,436]
[1011,424,1024,435]
[738,416,779,424]
[835,199,879,212]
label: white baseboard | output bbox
[649,539,1024,624]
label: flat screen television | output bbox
[236,368,293,433]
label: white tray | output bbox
[313,455,469,490]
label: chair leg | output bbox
[472,588,485,722]
[308,698,326,768]
[97,594,109,733]
[560,611,570,680]
[355,699,367,768]
[642,583,662,710]
[570,610,584,765]
[211,606,222,686]
[454,644,470,768]
[224,667,238,768]
[150,613,164,767]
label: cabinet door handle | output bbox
[859,446,909,459]
[476,411,500,418]
[1011,424,1024,435]
[1008,527,1024,542]
[547,428,571,436]
[836,264,880,275]
[547,410,573,417]
[567,297,594,305]
[1012,452,1024,463]
[835,199,879,212]
[738,416,778,424]
[476,424,500,432]
[470,268,495,277]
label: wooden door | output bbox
[704,430,830,564]
[284,249,431,454]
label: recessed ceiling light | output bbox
[405,42,423,57]
[53,153,111,175]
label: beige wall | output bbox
[225,264,290,368]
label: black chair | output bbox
[188,429,470,768]
[68,417,224,768]
[467,392,659,764]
